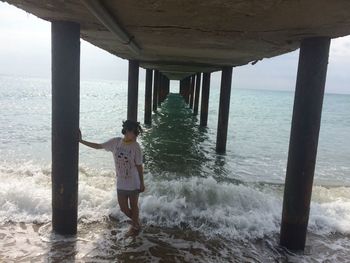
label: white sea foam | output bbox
[309,186,350,235]
[139,175,282,240]
[1,161,350,241]
[0,161,51,222]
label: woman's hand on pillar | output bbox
[78,129,82,142]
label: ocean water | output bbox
[0,74,349,262]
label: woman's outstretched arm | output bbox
[79,129,103,149]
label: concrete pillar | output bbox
[216,67,233,153]
[193,72,201,115]
[165,77,170,97]
[153,70,159,112]
[51,21,80,235]
[160,74,168,104]
[158,73,163,106]
[144,69,153,125]
[127,60,139,121]
[280,37,331,250]
[180,77,190,104]
[180,80,185,98]
[200,72,211,126]
[160,76,169,102]
[189,75,195,109]
[184,77,191,104]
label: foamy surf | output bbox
[1,161,350,242]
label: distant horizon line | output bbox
[1,72,349,96]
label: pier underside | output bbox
[4,0,350,79]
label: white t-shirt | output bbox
[102,137,143,191]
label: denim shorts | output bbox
[117,189,140,197]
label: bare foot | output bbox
[125,225,141,237]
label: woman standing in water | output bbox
[79,120,145,236]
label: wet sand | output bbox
[2,219,349,262]
[0,220,274,262]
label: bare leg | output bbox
[129,194,140,230]
[117,194,132,219]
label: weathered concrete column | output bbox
[51,21,80,235]
[144,69,153,125]
[189,75,195,109]
[184,77,191,104]
[165,77,170,97]
[216,67,233,153]
[160,76,169,102]
[180,79,185,98]
[158,73,164,106]
[160,74,168,104]
[180,77,190,104]
[158,74,163,103]
[200,72,211,126]
[127,60,139,121]
[193,72,201,115]
[153,70,159,112]
[280,37,331,250]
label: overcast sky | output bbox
[0,2,349,94]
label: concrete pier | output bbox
[200,72,211,126]
[51,21,80,235]
[8,1,350,80]
[216,67,233,154]
[280,37,331,250]
[8,1,350,248]
[144,69,153,125]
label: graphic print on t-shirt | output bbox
[115,145,132,179]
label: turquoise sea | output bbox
[0,75,349,262]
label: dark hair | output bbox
[121,120,143,136]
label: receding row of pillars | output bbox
[128,64,170,125]
[51,20,331,252]
[179,69,231,153]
